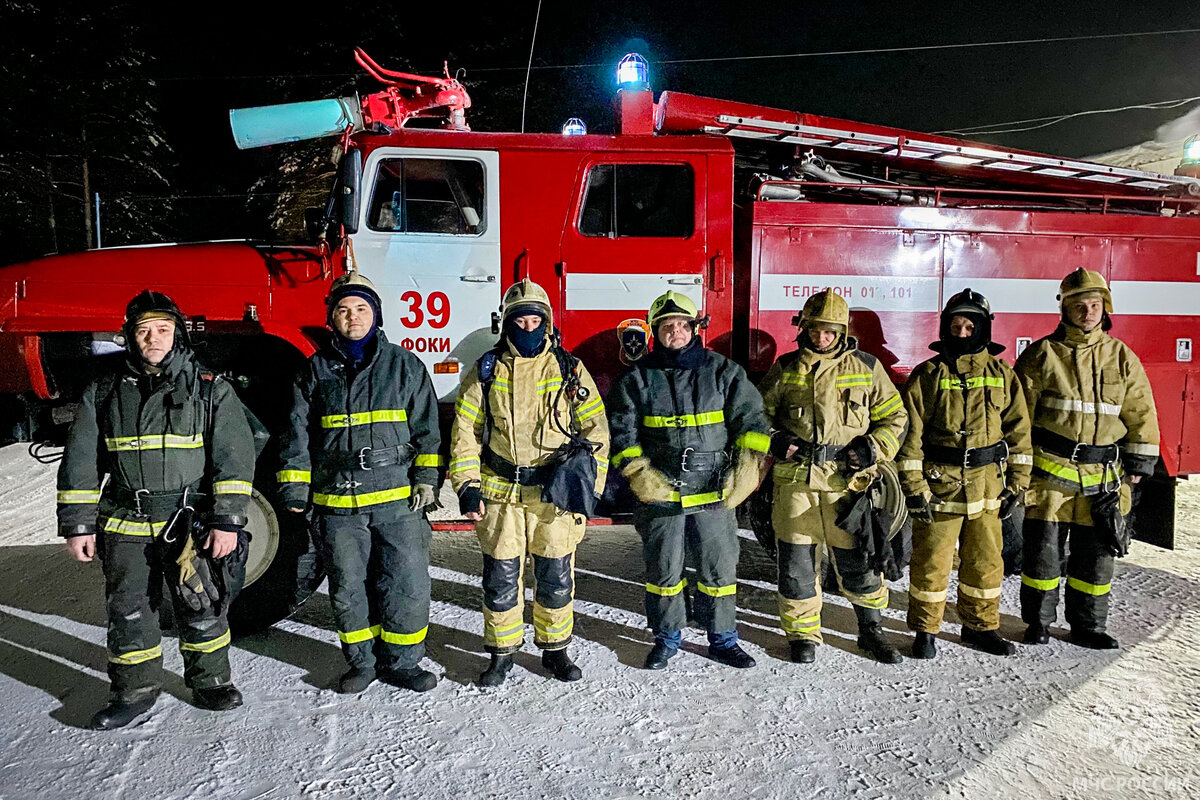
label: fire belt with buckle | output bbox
[788,438,845,466]
[925,441,1009,469]
[482,448,558,487]
[320,444,415,471]
[1032,428,1120,464]
[679,447,727,473]
[110,486,204,518]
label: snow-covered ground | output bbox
[0,443,1196,800]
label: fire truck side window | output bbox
[367,158,486,235]
[579,164,694,238]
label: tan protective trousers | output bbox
[907,510,1003,633]
[476,487,585,654]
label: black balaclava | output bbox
[329,287,380,367]
[939,310,989,358]
[504,303,547,357]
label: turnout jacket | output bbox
[1014,324,1159,493]
[897,347,1032,518]
[278,331,441,516]
[450,338,609,502]
[607,339,770,512]
[57,350,254,538]
[758,338,907,492]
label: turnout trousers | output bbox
[772,484,889,642]
[907,510,1003,633]
[636,505,739,638]
[1020,478,1131,633]
[315,510,432,672]
[476,487,585,655]
[101,524,248,700]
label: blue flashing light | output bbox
[562,117,588,136]
[616,53,649,89]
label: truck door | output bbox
[352,147,501,399]
[557,154,710,384]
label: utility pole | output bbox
[81,123,93,250]
[94,193,101,249]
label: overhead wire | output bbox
[937,96,1200,136]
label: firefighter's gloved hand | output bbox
[998,489,1023,520]
[176,534,221,612]
[906,494,937,524]
[622,457,677,504]
[842,435,876,473]
[458,485,485,517]
[723,448,766,509]
[769,431,796,460]
[410,483,441,513]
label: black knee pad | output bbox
[482,555,521,612]
[777,541,818,601]
[830,546,879,595]
[533,554,574,610]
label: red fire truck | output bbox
[2,50,1198,630]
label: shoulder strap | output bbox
[476,346,504,450]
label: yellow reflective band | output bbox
[449,457,480,475]
[781,372,808,386]
[938,376,1005,390]
[1124,442,1159,456]
[492,377,512,393]
[575,396,606,422]
[1066,577,1111,596]
[667,490,724,509]
[1021,574,1060,591]
[696,582,736,598]
[180,629,231,654]
[276,469,311,484]
[487,622,525,645]
[414,454,445,468]
[109,644,163,665]
[536,379,564,395]
[736,431,771,454]
[105,433,204,451]
[780,614,821,633]
[595,458,608,473]
[853,595,889,609]
[897,460,924,472]
[1041,397,1122,416]
[1032,456,1122,488]
[57,489,101,504]
[380,626,428,646]
[645,579,687,597]
[338,625,381,645]
[103,517,167,537]
[909,587,948,603]
[958,583,1002,600]
[642,410,726,429]
[455,397,483,423]
[534,618,574,638]
[320,409,408,428]
[870,394,903,421]
[1010,453,1033,466]
[933,497,1001,516]
[835,373,873,387]
[876,429,900,457]
[313,485,412,509]
[214,480,254,496]
[611,445,644,468]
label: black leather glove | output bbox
[769,431,795,460]
[906,494,936,524]
[176,535,222,612]
[458,484,484,516]
[998,489,1022,520]
[842,435,876,473]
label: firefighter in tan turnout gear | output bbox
[897,290,1032,659]
[1015,268,1159,650]
[450,280,609,686]
[758,289,908,664]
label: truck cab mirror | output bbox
[340,149,362,234]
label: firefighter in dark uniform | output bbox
[59,290,254,729]
[278,272,443,693]
[607,291,770,670]
[758,289,908,665]
[897,289,1032,659]
[1015,268,1159,649]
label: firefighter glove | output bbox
[998,489,1022,521]
[622,457,677,504]
[842,435,876,473]
[458,484,484,516]
[769,431,796,460]
[176,534,222,612]
[723,448,766,508]
[1091,489,1130,558]
[906,494,936,524]
[410,483,441,513]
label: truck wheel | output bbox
[227,486,325,635]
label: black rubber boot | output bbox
[709,643,756,669]
[644,641,678,670]
[911,632,937,660]
[1023,623,1051,645]
[542,648,583,682]
[478,654,514,687]
[961,627,1016,656]
[854,606,903,664]
[89,693,158,730]
[194,685,243,711]
[382,667,438,693]
[788,640,817,664]
[1069,629,1120,650]
[337,666,376,694]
